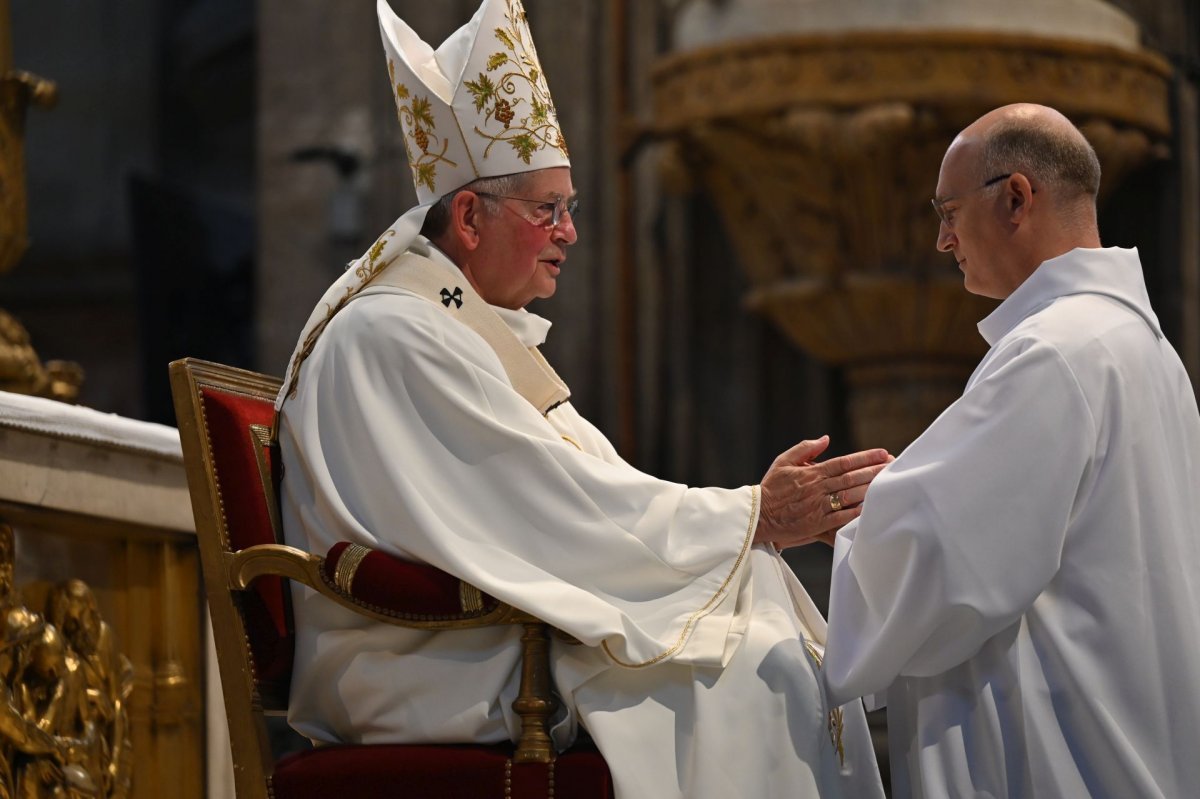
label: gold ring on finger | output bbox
[828,492,843,512]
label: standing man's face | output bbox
[470,166,578,310]
[934,144,1009,300]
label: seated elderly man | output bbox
[274,1,888,797]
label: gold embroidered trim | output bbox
[459,582,484,613]
[559,435,582,451]
[803,640,846,767]
[389,60,458,193]
[601,484,760,669]
[334,543,372,595]
[283,230,397,401]
[465,0,568,164]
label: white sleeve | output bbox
[824,337,1096,704]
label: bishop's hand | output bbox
[754,435,891,550]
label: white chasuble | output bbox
[825,247,1200,799]
[279,241,884,798]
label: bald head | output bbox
[953,104,1101,214]
[935,104,1103,299]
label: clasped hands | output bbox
[755,435,891,550]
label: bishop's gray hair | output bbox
[420,171,537,239]
[978,118,1102,202]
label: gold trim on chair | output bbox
[333,544,371,595]
[248,423,284,542]
[459,582,484,613]
[171,360,291,799]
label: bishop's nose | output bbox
[554,209,578,246]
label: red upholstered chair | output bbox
[169,358,613,799]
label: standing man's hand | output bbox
[754,435,891,550]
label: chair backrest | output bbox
[170,357,290,799]
[171,358,581,797]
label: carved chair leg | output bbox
[512,622,556,763]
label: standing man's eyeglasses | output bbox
[474,192,579,229]
[931,173,1012,227]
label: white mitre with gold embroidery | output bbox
[379,0,570,202]
[277,0,571,408]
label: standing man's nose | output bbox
[937,222,956,253]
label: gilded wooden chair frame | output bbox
[169,357,558,799]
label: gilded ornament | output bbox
[0,525,133,798]
[0,8,84,402]
[0,310,83,402]
[0,69,56,276]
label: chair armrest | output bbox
[225,543,534,630]
[227,541,559,763]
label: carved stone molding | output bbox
[651,30,1173,448]
[652,31,1172,136]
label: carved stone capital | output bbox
[651,30,1173,447]
[653,31,1171,136]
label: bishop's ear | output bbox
[450,190,484,250]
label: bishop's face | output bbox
[470,167,578,310]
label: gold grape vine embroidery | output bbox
[464,0,568,164]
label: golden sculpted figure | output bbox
[0,525,132,798]
[44,582,132,799]
[0,315,83,403]
[0,608,64,798]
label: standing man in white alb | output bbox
[824,103,1200,798]
[275,1,888,797]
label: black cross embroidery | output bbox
[440,286,463,309]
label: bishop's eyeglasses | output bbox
[475,192,579,229]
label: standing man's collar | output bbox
[977,247,1159,346]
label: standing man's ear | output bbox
[450,191,484,251]
[1005,173,1036,224]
